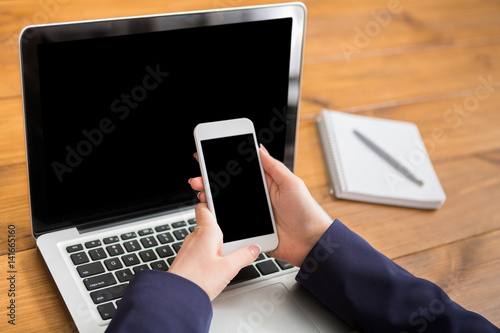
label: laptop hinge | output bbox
[76,205,196,234]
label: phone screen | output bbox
[200,133,274,242]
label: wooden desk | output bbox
[1,0,499,331]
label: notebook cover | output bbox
[316,109,446,209]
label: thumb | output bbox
[194,202,213,226]
[223,245,261,276]
[194,202,219,232]
[259,146,295,187]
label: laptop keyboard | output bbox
[65,217,294,321]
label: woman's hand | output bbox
[189,146,330,267]
[168,203,260,300]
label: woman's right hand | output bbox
[257,146,331,267]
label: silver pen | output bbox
[353,129,424,186]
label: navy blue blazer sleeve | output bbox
[296,220,499,333]
[106,270,212,333]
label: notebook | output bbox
[19,3,351,332]
[316,109,446,209]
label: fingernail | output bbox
[249,245,261,257]
[188,178,192,184]
[259,144,269,155]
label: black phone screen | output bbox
[201,134,275,242]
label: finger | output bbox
[259,146,294,187]
[223,245,261,276]
[194,202,216,228]
[194,202,222,234]
[194,202,223,255]
[189,177,205,191]
[197,191,207,203]
[262,167,274,193]
[194,203,220,239]
[193,152,199,162]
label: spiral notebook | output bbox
[316,109,446,209]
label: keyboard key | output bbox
[156,245,174,258]
[173,229,189,241]
[167,257,176,266]
[172,243,182,253]
[70,252,90,265]
[133,265,150,273]
[115,269,133,282]
[256,260,279,275]
[138,228,154,236]
[66,244,83,253]
[122,253,140,266]
[255,253,266,262]
[104,258,123,271]
[229,266,260,285]
[139,249,157,262]
[155,224,170,232]
[150,260,168,271]
[157,232,174,244]
[124,240,141,252]
[77,262,105,278]
[85,240,102,249]
[83,273,117,291]
[172,221,186,228]
[89,248,107,261]
[121,232,137,240]
[188,226,195,233]
[103,236,119,244]
[106,244,125,256]
[97,302,116,320]
[187,218,196,225]
[90,283,128,304]
[140,237,158,248]
[276,259,294,270]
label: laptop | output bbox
[19,2,351,332]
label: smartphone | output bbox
[193,118,278,255]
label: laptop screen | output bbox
[20,7,304,236]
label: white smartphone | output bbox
[193,118,278,255]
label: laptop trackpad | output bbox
[210,283,319,332]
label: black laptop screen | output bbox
[22,14,300,235]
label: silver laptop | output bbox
[19,3,351,332]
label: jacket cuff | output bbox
[106,270,212,333]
